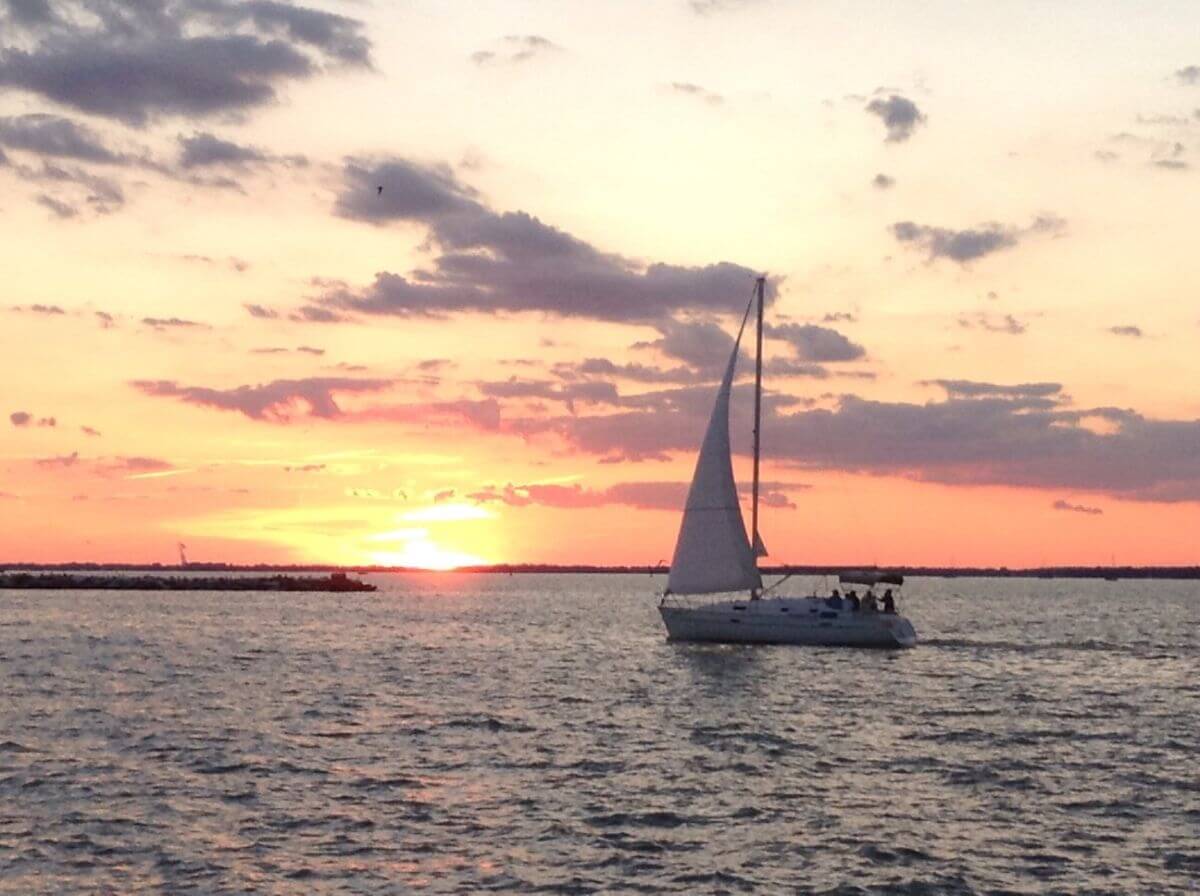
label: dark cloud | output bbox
[416,358,453,372]
[36,192,77,217]
[478,377,619,414]
[284,463,325,473]
[688,0,761,14]
[957,312,1028,335]
[766,323,865,362]
[1052,499,1102,515]
[95,310,115,328]
[178,131,266,167]
[19,160,126,213]
[1176,65,1200,85]
[467,481,674,510]
[820,311,859,326]
[924,380,1062,401]
[553,357,699,385]
[0,37,310,126]
[636,318,735,371]
[4,0,57,26]
[202,1,372,67]
[1108,325,1143,338]
[470,35,561,66]
[335,157,478,224]
[865,94,925,143]
[26,451,174,476]
[14,302,66,314]
[1136,113,1192,126]
[142,316,207,329]
[181,253,249,272]
[524,381,1200,502]
[468,478,800,511]
[872,173,895,189]
[10,411,32,426]
[131,376,393,421]
[289,304,350,323]
[244,303,279,319]
[81,425,101,436]
[106,456,173,474]
[251,345,323,355]
[822,312,857,324]
[892,215,1065,264]
[0,1,372,126]
[325,156,770,323]
[35,451,78,468]
[352,398,502,431]
[763,358,831,379]
[670,82,723,105]
[0,113,124,163]
[176,131,304,170]
[1151,159,1188,170]
[509,381,807,462]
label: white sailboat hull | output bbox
[659,596,917,648]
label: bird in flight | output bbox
[377,185,383,195]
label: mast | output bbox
[750,275,765,598]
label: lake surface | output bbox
[1,574,1197,894]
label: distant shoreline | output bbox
[2,562,1199,580]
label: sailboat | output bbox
[658,277,918,648]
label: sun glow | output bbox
[403,503,494,522]
[369,539,486,570]
[173,500,497,569]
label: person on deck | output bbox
[826,590,843,609]
[881,589,896,614]
[847,591,861,611]
[861,590,877,614]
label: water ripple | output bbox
[0,574,1197,893]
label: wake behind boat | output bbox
[658,277,918,649]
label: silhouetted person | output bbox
[882,589,895,614]
[861,590,877,614]
[847,592,861,611]
[826,589,843,609]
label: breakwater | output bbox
[0,572,376,592]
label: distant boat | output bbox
[658,277,917,648]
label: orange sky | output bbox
[2,0,1199,567]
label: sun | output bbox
[369,538,486,570]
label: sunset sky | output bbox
[3,0,1200,568]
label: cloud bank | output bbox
[0,0,372,126]
[325,156,771,323]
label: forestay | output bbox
[666,320,762,596]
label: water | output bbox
[1,574,1197,894]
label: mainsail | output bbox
[666,317,762,596]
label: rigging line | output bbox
[763,572,795,595]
